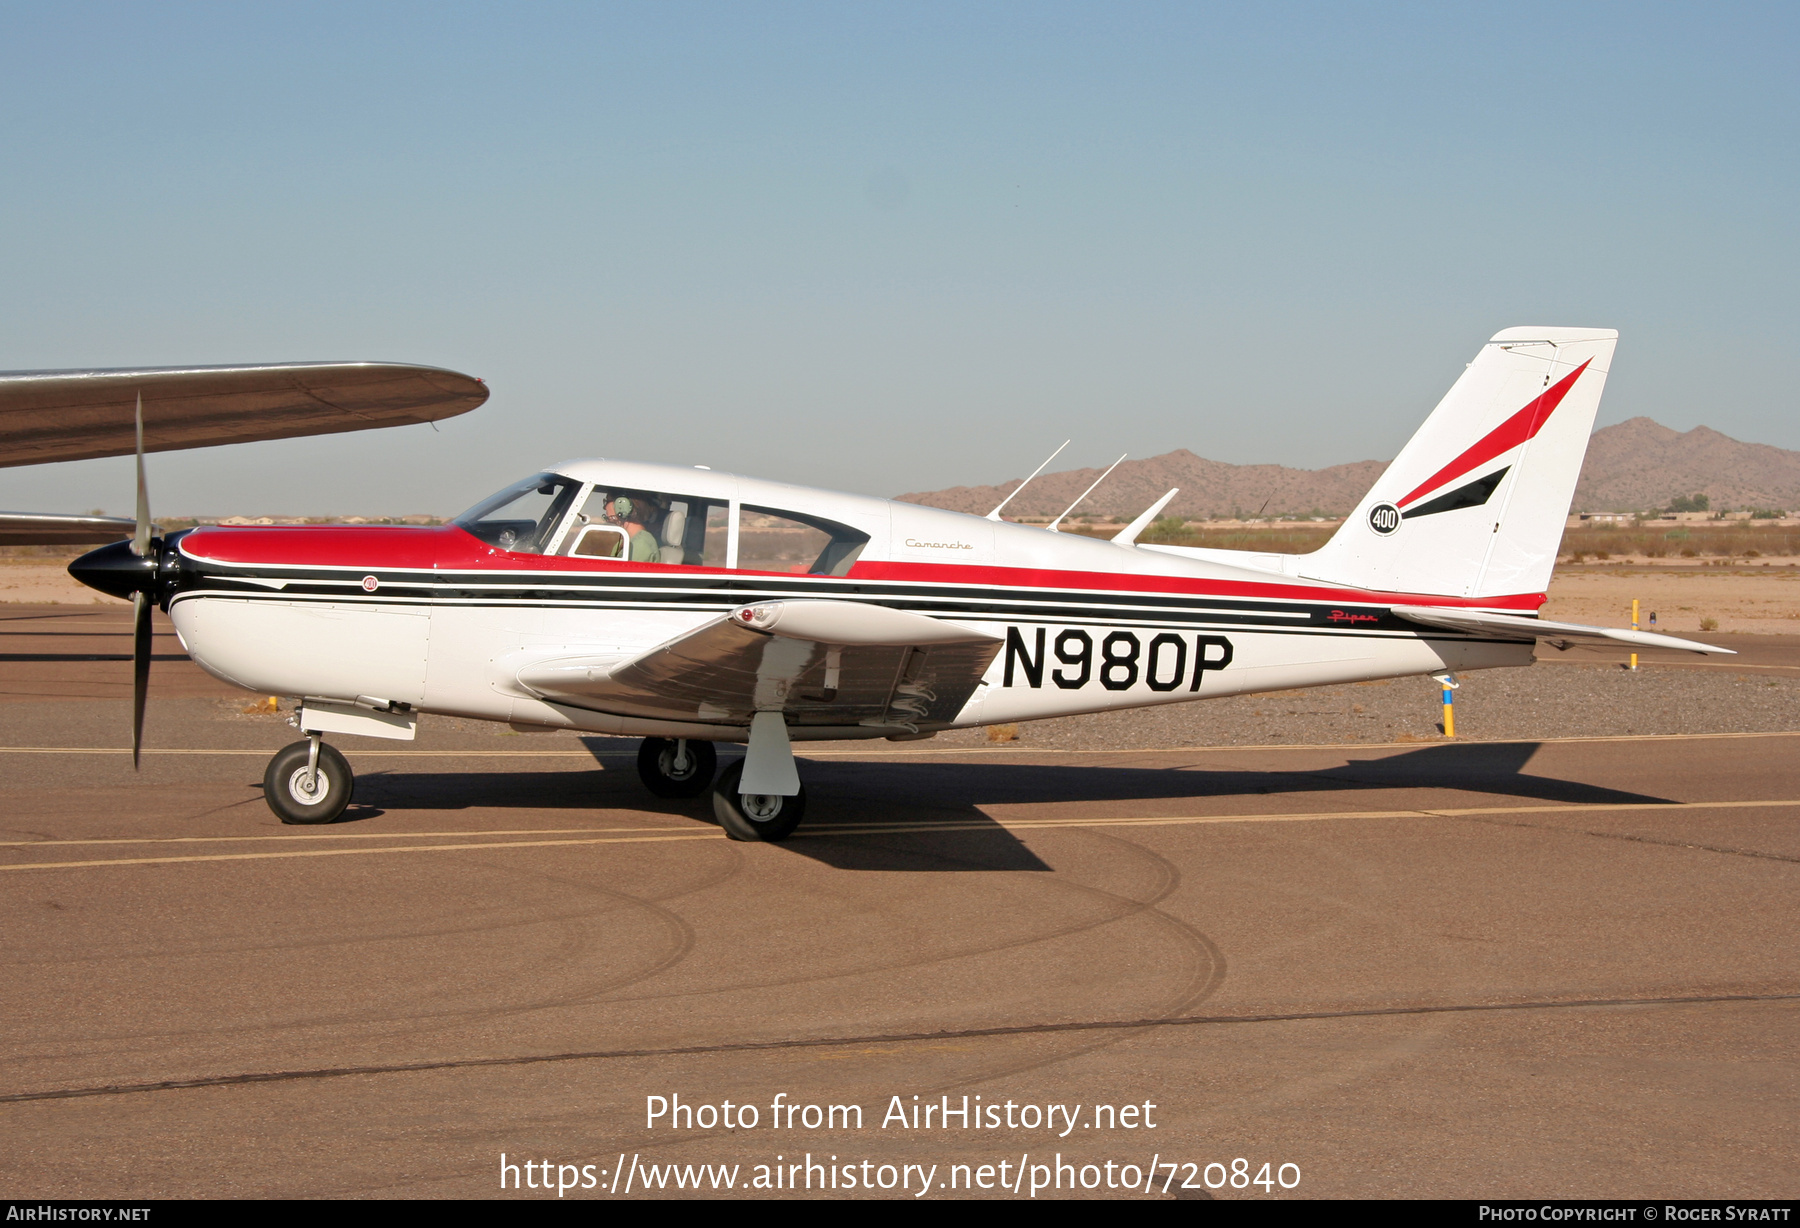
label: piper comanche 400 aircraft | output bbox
[62,327,1727,840]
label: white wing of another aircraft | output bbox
[0,361,488,544]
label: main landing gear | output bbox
[635,717,808,843]
[635,737,718,798]
[710,759,806,842]
[263,733,354,825]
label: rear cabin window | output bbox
[737,506,868,576]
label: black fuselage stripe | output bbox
[185,570,1369,616]
[181,558,1362,614]
[166,589,1525,645]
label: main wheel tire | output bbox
[636,737,717,798]
[711,759,806,842]
[263,740,354,825]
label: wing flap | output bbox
[1391,605,1734,655]
[518,601,1003,728]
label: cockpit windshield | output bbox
[453,474,582,553]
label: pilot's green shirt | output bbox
[629,528,661,562]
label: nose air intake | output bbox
[68,538,159,601]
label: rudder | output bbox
[1298,326,1617,602]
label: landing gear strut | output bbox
[710,712,806,841]
[635,737,717,798]
[711,760,807,842]
[263,734,354,824]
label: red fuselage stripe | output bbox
[179,526,1546,613]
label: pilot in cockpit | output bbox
[605,495,664,562]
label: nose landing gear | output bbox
[263,734,354,824]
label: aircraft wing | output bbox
[0,511,135,547]
[1391,605,1734,655]
[0,361,487,469]
[518,600,1004,730]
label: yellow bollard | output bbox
[1630,598,1639,671]
[1433,672,1458,738]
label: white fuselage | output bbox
[167,458,1536,742]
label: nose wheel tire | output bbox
[636,737,718,798]
[710,759,806,842]
[263,739,354,825]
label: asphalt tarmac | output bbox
[1,606,1796,1200]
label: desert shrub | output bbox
[1070,524,1336,552]
[1561,525,1800,559]
[1680,548,1698,558]
[1700,617,1719,631]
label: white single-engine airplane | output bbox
[65,327,1727,840]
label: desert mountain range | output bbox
[897,418,1800,519]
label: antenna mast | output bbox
[1048,453,1126,532]
[986,440,1070,521]
[1112,488,1180,547]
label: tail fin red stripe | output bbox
[1396,358,1592,509]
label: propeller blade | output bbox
[132,391,151,557]
[132,591,152,769]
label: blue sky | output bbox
[1,2,1794,515]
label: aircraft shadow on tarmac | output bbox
[332,738,1674,874]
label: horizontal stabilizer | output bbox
[1391,606,1734,655]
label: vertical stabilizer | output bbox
[1298,326,1617,601]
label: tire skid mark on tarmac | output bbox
[1448,811,1800,864]
[605,826,1228,1137]
[587,825,1198,1013]
[362,849,749,1032]
[5,727,1800,759]
[903,828,1229,1096]
[12,798,1800,871]
[8,830,1189,1096]
[1,843,747,1053]
[569,829,1232,1164]
[5,990,1793,1106]
[0,840,735,972]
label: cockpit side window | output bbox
[452,474,582,554]
[558,487,729,566]
[738,505,869,576]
